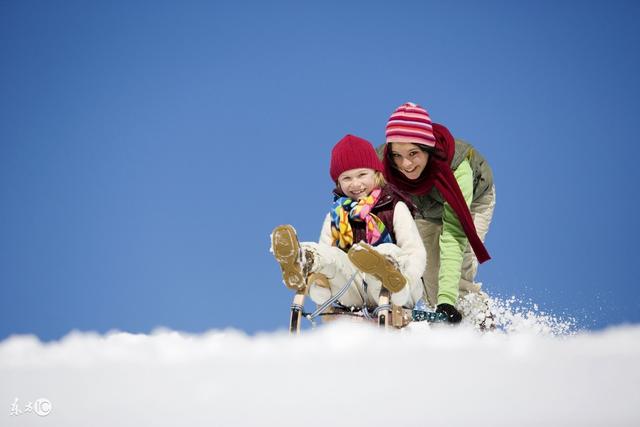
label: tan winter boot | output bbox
[271,225,306,291]
[347,242,406,293]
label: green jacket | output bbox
[412,139,493,224]
[378,140,493,305]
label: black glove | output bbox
[436,303,462,324]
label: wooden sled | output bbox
[289,288,445,335]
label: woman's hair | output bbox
[386,142,439,169]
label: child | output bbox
[270,134,426,309]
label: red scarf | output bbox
[383,123,490,263]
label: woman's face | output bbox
[390,143,429,180]
[337,168,377,200]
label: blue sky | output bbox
[1,0,639,340]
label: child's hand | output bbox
[436,303,462,324]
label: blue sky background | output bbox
[1,0,639,340]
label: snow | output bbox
[2,321,640,426]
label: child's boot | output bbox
[347,242,406,293]
[271,225,307,291]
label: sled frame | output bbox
[288,288,411,335]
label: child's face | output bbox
[337,168,377,200]
[390,143,429,180]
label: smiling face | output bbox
[337,168,377,200]
[389,143,430,180]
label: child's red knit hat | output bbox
[330,134,383,181]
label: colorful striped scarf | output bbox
[330,188,392,250]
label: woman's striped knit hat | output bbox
[385,102,436,147]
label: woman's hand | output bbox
[436,303,462,324]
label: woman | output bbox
[381,102,496,325]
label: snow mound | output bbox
[2,323,639,426]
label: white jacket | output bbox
[318,201,426,283]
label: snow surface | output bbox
[2,321,640,427]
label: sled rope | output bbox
[302,271,393,325]
[304,271,359,325]
[358,282,392,319]
[373,304,392,316]
[361,303,392,319]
